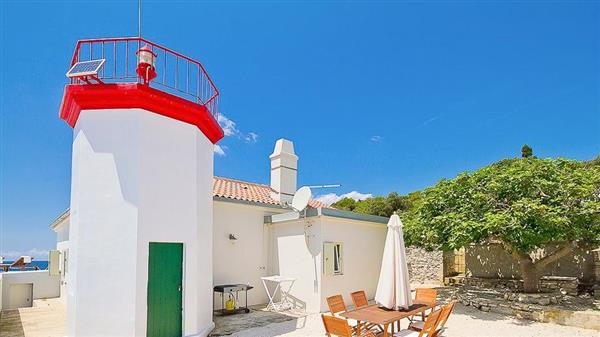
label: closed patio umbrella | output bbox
[375,212,412,310]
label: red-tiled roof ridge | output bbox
[214,175,271,189]
[213,176,328,208]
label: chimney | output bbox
[270,139,298,204]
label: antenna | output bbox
[138,0,142,37]
[307,184,341,189]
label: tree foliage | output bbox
[332,197,357,211]
[334,156,600,292]
[521,144,533,158]
[332,157,600,253]
[409,158,600,253]
[332,192,418,217]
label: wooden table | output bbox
[340,303,432,337]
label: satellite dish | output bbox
[291,186,312,212]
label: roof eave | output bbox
[265,207,388,225]
[49,209,70,230]
[213,196,288,209]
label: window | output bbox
[333,243,343,275]
[49,249,69,276]
[48,250,60,276]
[323,242,343,276]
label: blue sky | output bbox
[1,1,598,259]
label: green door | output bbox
[147,242,183,337]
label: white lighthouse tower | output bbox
[59,38,223,337]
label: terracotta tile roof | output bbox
[213,176,327,208]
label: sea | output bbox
[0,260,49,271]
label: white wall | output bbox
[213,201,286,307]
[55,220,70,242]
[268,218,323,313]
[320,218,386,311]
[135,111,215,337]
[68,108,214,337]
[68,108,140,337]
[0,271,60,309]
[268,215,386,313]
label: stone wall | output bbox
[406,247,443,285]
[444,285,600,331]
[465,243,596,283]
[463,276,580,296]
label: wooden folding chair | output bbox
[327,294,348,315]
[350,290,383,332]
[393,308,442,337]
[322,314,381,337]
[408,302,455,337]
[413,288,437,321]
[326,294,360,331]
[350,290,369,308]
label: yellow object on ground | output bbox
[225,296,235,311]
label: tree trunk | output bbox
[520,258,541,293]
[514,242,577,293]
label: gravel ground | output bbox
[228,303,600,337]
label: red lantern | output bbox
[136,45,157,85]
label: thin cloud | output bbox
[419,116,439,128]
[245,132,259,144]
[217,114,238,137]
[371,135,383,142]
[216,113,259,155]
[214,144,227,156]
[1,248,49,260]
[315,191,373,206]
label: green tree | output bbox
[410,158,600,292]
[354,196,390,217]
[332,197,357,211]
[521,144,533,158]
[350,192,417,217]
[586,155,600,168]
[386,192,412,213]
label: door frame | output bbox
[146,242,185,337]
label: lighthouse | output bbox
[59,38,223,336]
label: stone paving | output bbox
[211,306,306,336]
[0,299,65,337]
[1,295,598,337]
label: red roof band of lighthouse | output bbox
[59,37,224,144]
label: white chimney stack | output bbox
[270,139,298,204]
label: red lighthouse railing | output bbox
[69,37,220,117]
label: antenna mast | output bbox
[138,0,142,37]
[307,184,341,189]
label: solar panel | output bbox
[66,59,105,78]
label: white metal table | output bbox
[261,275,296,311]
